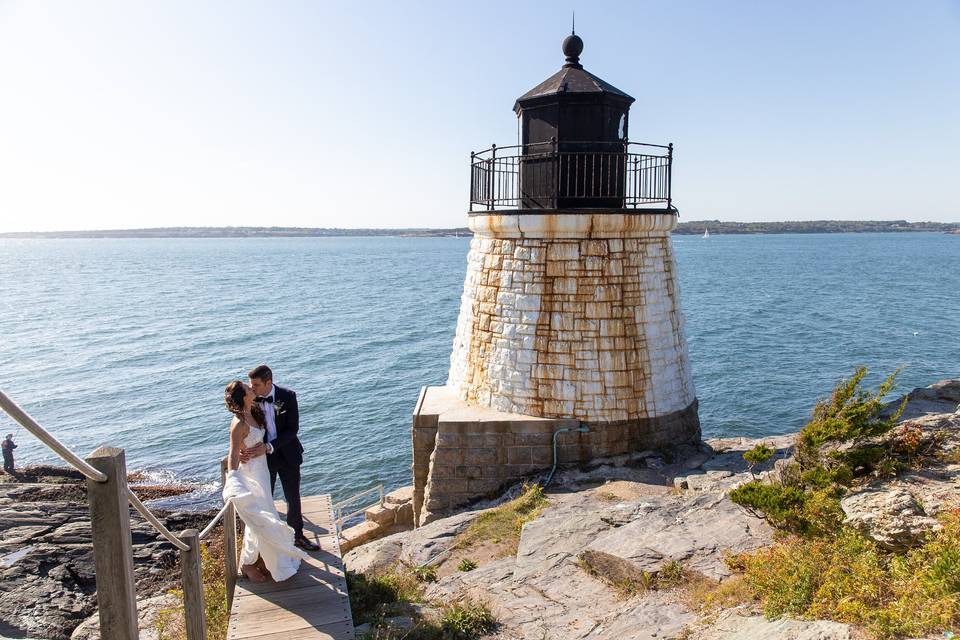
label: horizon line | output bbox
[2,218,959,238]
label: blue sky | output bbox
[0,1,957,231]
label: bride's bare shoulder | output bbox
[229,417,249,437]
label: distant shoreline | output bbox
[0,220,957,239]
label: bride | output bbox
[223,380,307,582]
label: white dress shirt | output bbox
[259,384,278,449]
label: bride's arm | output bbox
[227,420,248,471]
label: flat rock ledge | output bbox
[344,379,960,639]
[0,472,214,640]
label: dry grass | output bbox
[591,480,673,502]
[155,533,230,640]
[938,448,960,465]
[594,491,621,502]
[578,552,702,600]
[452,484,548,557]
[683,573,756,613]
[717,510,960,640]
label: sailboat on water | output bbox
[703,227,710,239]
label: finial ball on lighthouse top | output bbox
[562,33,583,68]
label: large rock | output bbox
[418,484,767,639]
[345,379,960,639]
[514,491,610,581]
[343,508,481,574]
[586,491,772,581]
[840,400,960,551]
[674,434,795,493]
[696,612,853,639]
[0,479,213,640]
[427,556,694,640]
[70,593,179,640]
[841,486,942,551]
[887,379,960,420]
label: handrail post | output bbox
[551,136,559,209]
[469,151,475,212]
[220,458,238,611]
[667,142,673,209]
[85,447,139,640]
[488,144,496,210]
[180,529,207,640]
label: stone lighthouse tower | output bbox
[412,32,699,524]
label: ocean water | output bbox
[0,233,957,507]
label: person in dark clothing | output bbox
[2,434,16,474]
[242,365,319,552]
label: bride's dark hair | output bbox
[224,380,266,427]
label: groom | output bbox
[242,364,320,551]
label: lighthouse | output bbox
[412,32,699,524]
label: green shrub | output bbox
[346,568,423,624]
[726,368,960,637]
[411,564,438,583]
[728,481,809,533]
[737,511,960,639]
[457,558,478,572]
[657,560,686,587]
[731,368,904,537]
[743,443,775,477]
[439,600,495,639]
[156,540,229,640]
[797,367,904,466]
[798,463,853,490]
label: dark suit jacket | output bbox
[266,385,304,468]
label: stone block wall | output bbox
[447,212,696,423]
[412,385,700,525]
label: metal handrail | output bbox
[0,390,108,482]
[469,140,674,211]
[127,488,191,551]
[0,387,245,639]
[199,501,232,540]
[471,140,671,159]
[0,388,228,552]
[333,484,384,536]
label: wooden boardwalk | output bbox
[227,494,355,640]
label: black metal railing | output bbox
[469,141,673,212]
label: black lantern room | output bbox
[514,33,635,209]
[469,33,673,213]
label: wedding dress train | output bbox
[222,422,307,581]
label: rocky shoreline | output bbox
[1,380,957,639]
[344,379,960,639]
[0,467,215,639]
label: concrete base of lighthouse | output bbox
[412,385,699,525]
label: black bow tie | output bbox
[255,396,274,404]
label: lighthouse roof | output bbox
[513,34,634,113]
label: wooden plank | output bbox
[232,550,346,596]
[228,621,355,640]
[227,600,352,637]
[227,493,354,640]
[230,587,346,613]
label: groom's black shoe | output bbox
[294,534,320,551]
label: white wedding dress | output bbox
[222,422,307,582]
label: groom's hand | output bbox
[239,442,267,462]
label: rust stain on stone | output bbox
[448,214,695,424]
